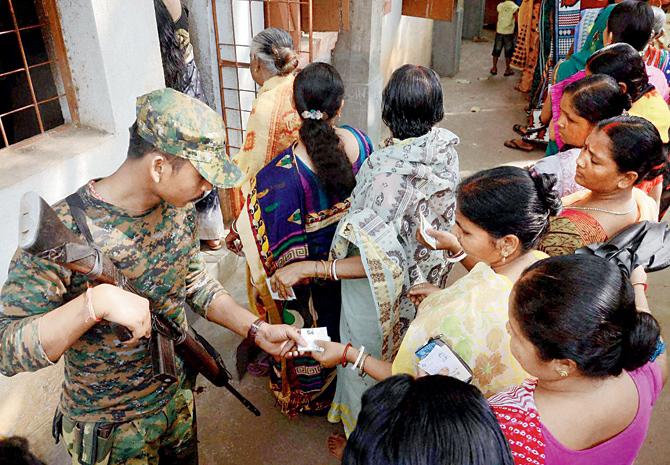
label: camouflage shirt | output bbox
[0,184,228,422]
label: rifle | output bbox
[18,192,260,416]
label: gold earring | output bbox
[558,369,568,378]
[501,251,508,264]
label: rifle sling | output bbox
[64,192,262,416]
[65,193,104,279]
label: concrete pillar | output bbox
[462,0,485,39]
[184,0,223,113]
[431,0,464,77]
[333,0,385,144]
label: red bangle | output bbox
[341,343,352,367]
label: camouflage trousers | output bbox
[62,388,198,465]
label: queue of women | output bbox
[224,9,668,465]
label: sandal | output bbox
[513,124,547,137]
[489,67,498,76]
[504,69,514,76]
[513,124,528,136]
[504,138,535,152]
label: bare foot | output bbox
[327,433,347,460]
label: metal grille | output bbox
[0,0,77,149]
[210,0,316,220]
[211,0,314,156]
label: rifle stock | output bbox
[18,192,260,415]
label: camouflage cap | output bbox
[135,88,242,188]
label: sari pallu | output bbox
[233,74,302,197]
[327,128,460,435]
[239,127,372,416]
[538,188,659,256]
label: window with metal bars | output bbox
[0,0,77,149]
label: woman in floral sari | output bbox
[241,63,373,415]
[539,115,664,256]
[273,65,460,440]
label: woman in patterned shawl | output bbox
[239,63,373,416]
[272,65,460,438]
[539,116,663,257]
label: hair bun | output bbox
[621,312,660,372]
[530,171,562,216]
[272,45,299,75]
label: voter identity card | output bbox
[415,336,473,383]
[266,277,296,301]
[298,327,330,353]
[419,213,438,250]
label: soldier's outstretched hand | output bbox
[254,323,307,357]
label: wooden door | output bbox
[402,0,455,21]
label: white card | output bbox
[419,213,438,250]
[417,344,471,382]
[266,277,296,301]
[298,327,330,353]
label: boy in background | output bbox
[491,0,519,76]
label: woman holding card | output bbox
[298,166,559,398]
[239,62,373,416]
[272,64,460,441]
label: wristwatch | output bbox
[247,318,264,344]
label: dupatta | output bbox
[233,74,301,197]
[331,128,460,360]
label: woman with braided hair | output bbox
[238,62,373,415]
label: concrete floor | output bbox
[24,34,669,465]
[194,35,670,465]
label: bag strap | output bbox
[65,192,104,279]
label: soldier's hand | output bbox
[91,284,152,344]
[254,322,307,357]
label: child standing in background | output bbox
[491,0,519,76]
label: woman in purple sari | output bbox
[239,63,373,415]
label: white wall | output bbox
[0,1,164,461]
[0,0,164,284]
[380,0,434,83]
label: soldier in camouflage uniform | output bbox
[0,88,305,465]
